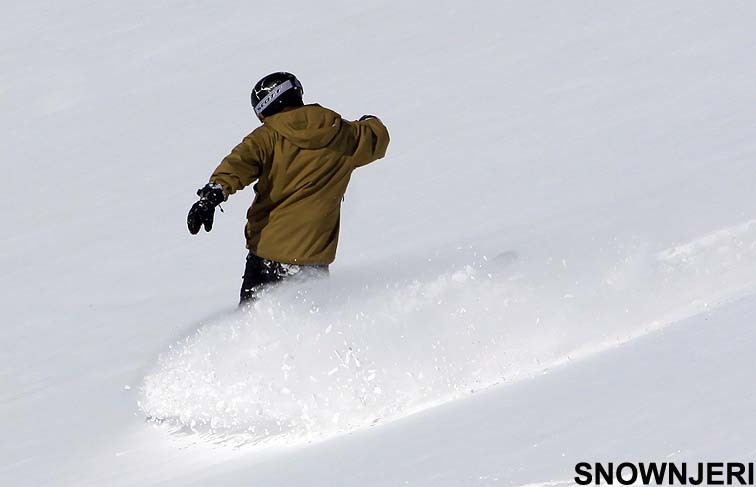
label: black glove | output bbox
[359,114,380,122]
[187,183,225,235]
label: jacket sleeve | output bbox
[209,126,273,196]
[348,117,390,168]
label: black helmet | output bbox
[251,72,304,119]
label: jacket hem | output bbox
[247,248,334,267]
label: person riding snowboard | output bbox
[187,72,390,304]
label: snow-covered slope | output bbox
[2,1,756,486]
[80,295,756,487]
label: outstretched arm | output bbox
[349,115,390,168]
[187,127,272,234]
[209,126,273,196]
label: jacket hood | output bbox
[263,104,342,149]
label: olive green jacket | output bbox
[209,104,390,265]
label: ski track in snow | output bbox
[139,218,756,446]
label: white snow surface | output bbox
[2,1,756,486]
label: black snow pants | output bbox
[239,252,329,305]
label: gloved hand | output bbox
[359,114,380,122]
[187,183,225,234]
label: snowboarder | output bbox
[187,72,390,304]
